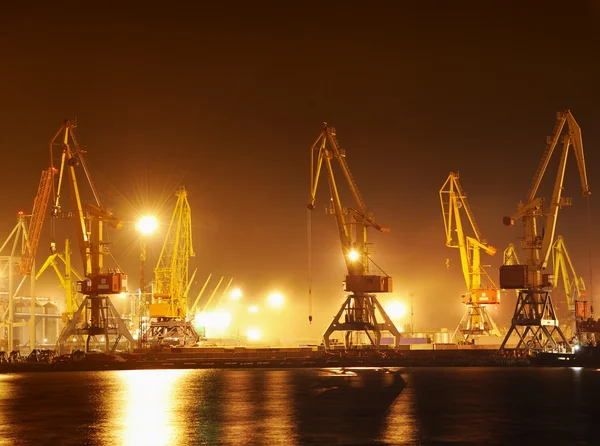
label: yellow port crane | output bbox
[552,236,588,337]
[308,123,400,349]
[500,110,590,352]
[144,186,199,346]
[440,172,501,342]
[50,120,133,354]
[36,238,83,323]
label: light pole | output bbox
[230,288,242,344]
[136,216,158,349]
[268,292,285,345]
[410,292,415,335]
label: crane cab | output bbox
[462,289,501,306]
[344,275,392,293]
[77,271,127,295]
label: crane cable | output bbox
[307,208,313,324]
[586,197,595,316]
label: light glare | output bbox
[385,300,407,320]
[137,216,158,235]
[268,292,284,308]
[231,288,242,300]
[246,327,262,341]
[348,250,359,261]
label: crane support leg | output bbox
[455,304,501,343]
[323,293,401,350]
[56,294,134,354]
[143,319,200,347]
[500,289,570,352]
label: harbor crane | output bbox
[50,120,134,354]
[308,123,401,350]
[0,168,53,351]
[36,238,83,323]
[144,186,198,346]
[500,110,590,352]
[440,172,501,342]
[552,236,588,337]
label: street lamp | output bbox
[136,216,158,235]
[231,288,242,301]
[136,215,158,349]
[268,292,284,309]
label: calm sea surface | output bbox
[0,367,599,445]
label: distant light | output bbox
[119,292,127,299]
[72,337,77,343]
[248,305,259,313]
[43,338,48,343]
[136,216,158,235]
[246,327,262,341]
[231,288,242,301]
[385,300,407,320]
[348,250,359,261]
[268,292,284,308]
[100,337,105,342]
[194,311,232,328]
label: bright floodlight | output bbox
[248,305,259,313]
[385,300,407,320]
[348,250,360,261]
[268,292,284,308]
[136,215,158,235]
[246,327,262,341]
[231,288,242,301]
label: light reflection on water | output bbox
[116,369,191,446]
[1,367,599,444]
[0,368,411,445]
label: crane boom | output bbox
[552,236,587,310]
[19,168,54,276]
[309,123,388,281]
[51,121,94,274]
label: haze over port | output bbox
[1,2,599,343]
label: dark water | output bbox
[0,367,599,445]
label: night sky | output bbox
[1,2,599,339]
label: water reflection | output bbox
[0,368,411,445]
[113,369,191,446]
[263,371,296,442]
[217,370,298,444]
[2,367,600,445]
[291,368,409,444]
[0,374,14,446]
